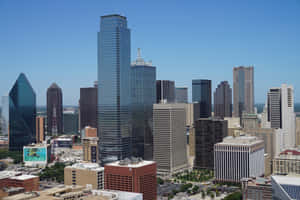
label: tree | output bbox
[224,192,242,200]
[157,177,164,185]
[192,185,199,194]
[210,192,215,200]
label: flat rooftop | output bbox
[272,175,300,186]
[11,174,38,181]
[106,159,155,168]
[218,136,263,146]
[66,162,104,171]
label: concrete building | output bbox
[175,87,188,103]
[224,117,242,137]
[273,148,300,175]
[296,117,300,146]
[241,113,259,129]
[63,109,79,134]
[104,159,157,200]
[79,85,97,131]
[82,137,98,163]
[153,104,188,176]
[0,172,39,192]
[36,116,45,143]
[185,103,196,167]
[64,162,104,190]
[214,136,264,183]
[214,81,232,118]
[192,79,212,118]
[233,66,254,118]
[156,80,175,103]
[194,118,227,169]
[241,177,272,200]
[272,175,300,200]
[82,126,97,138]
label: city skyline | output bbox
[0,0,300,105]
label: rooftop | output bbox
[66,162,104,171]
[106,158,155,168]
[101,14,126,20]
[11,174,38,181]
[218,136,263,146]
[0,171,21,180]
[280,149,300,156]
[272,175,300,186]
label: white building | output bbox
[214,136,264,183]
[261,84,296,154]
[272,175,300,200]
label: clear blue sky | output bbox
[0,0,299,105]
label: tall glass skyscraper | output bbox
[192,79,212,118]
[214,81,232,118]
[131,48,156,160]
[98,15,131,164]
[9,73,36,151]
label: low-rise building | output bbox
[272,175,300,200]
[241,177,272,200]
[23,143,51,168]
[0,171,39,192]
[273,148,300,175]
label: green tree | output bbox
[201,190,206,199]
[224,192,242,200]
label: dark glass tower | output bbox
[98,14,131,164]
[9,73,36,151]
[192,79,212,118]
[214,81,232,118]
[131,48,156,160]
[47,83,63,136]
[79,85,97,130]
[156,80,175,103]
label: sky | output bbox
[0,0,299,105]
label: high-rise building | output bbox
[175,87,188,103]
[214,136,264,183]
[36,116,45,143]
[98,15,131,164]
[131,48,156,160]
[194,118,227,169]
[83,137,98,163]
[1,96,9,136]
[156,80,175,103]
[64,163,104,190]
[261,84,296,154]
[82,126,97,138]
[47,83,63,136]
[214,81,232,118]
[63,110,79,134]
[79,85,97,131]
[192,79,212,118]
[104,159,157,200]
[153,104,188,176]
[9,73,36,151]
[233,66,254,117]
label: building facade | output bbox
[63,110,79,134]
[272,175,300,200]
[194,118,227,169]
[175,87,188,103]
[97,14,131,164]
[79,86,97,131]
[83,137,98,163]
[192,79,212,118]
[131,49,156,160]
[153,104,188,176]
[47,83,63,136]
[233,66,254,117]
[241,177,272,200]
[273,149,300,175]
[214,136,264,183]
[64,163,104,190]
[156,80,175,104]
[9,73,36,151]
[104,159,157,200]
[214,81,232,118]
[36,116,45,143]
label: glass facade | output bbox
[156,80,175,103]
[131,64,156,160]
[192,79,212,118]
[9,73,36,151]
[98,15,131,164]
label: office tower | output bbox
[63,110,79,134]
[79,85,97,131]
[83,137,99,163]
[47,83,63,136]
[9,73,36,151]
[233,66,254,117]
[36,116,45,143]
[262,84,296,153]
[153,104,188,176]
[82,126,97,138]
[194,118,227,169]
[192,79,212,118]
[186,103,196,158]
[272,176,300,200]
[104,159,157,200]
[1,96,9,136]
[98,14,131,164]
[214,136,264,183]
[64,163,104,190]
[214,81,232,118]
[131,48,156,160]
[175,87,188,103]
[156,80,175,103]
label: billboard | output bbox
[24,147,47,162]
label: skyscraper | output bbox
[36,116,45,143]
[131,48,156,160]
[214,81,232,118]
[9,73,36,151]
[47,83,63,136]
[153,104,188,176]
[1,96,9,136]
[175,87,188,103]
[79,85,97,131]
[156,80,175,103]
[192,79,212,118]
[233,66,254,117]
[98,14,131,164]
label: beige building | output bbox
[242,113,259,129]
[64,163,104,190]
[185,103,195,167]
[296,117,300,146]
[82,137,98,163]
[36,116,45,143]
[224,117,242,137]
[273,148,300,175]
[83,126,97,138]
